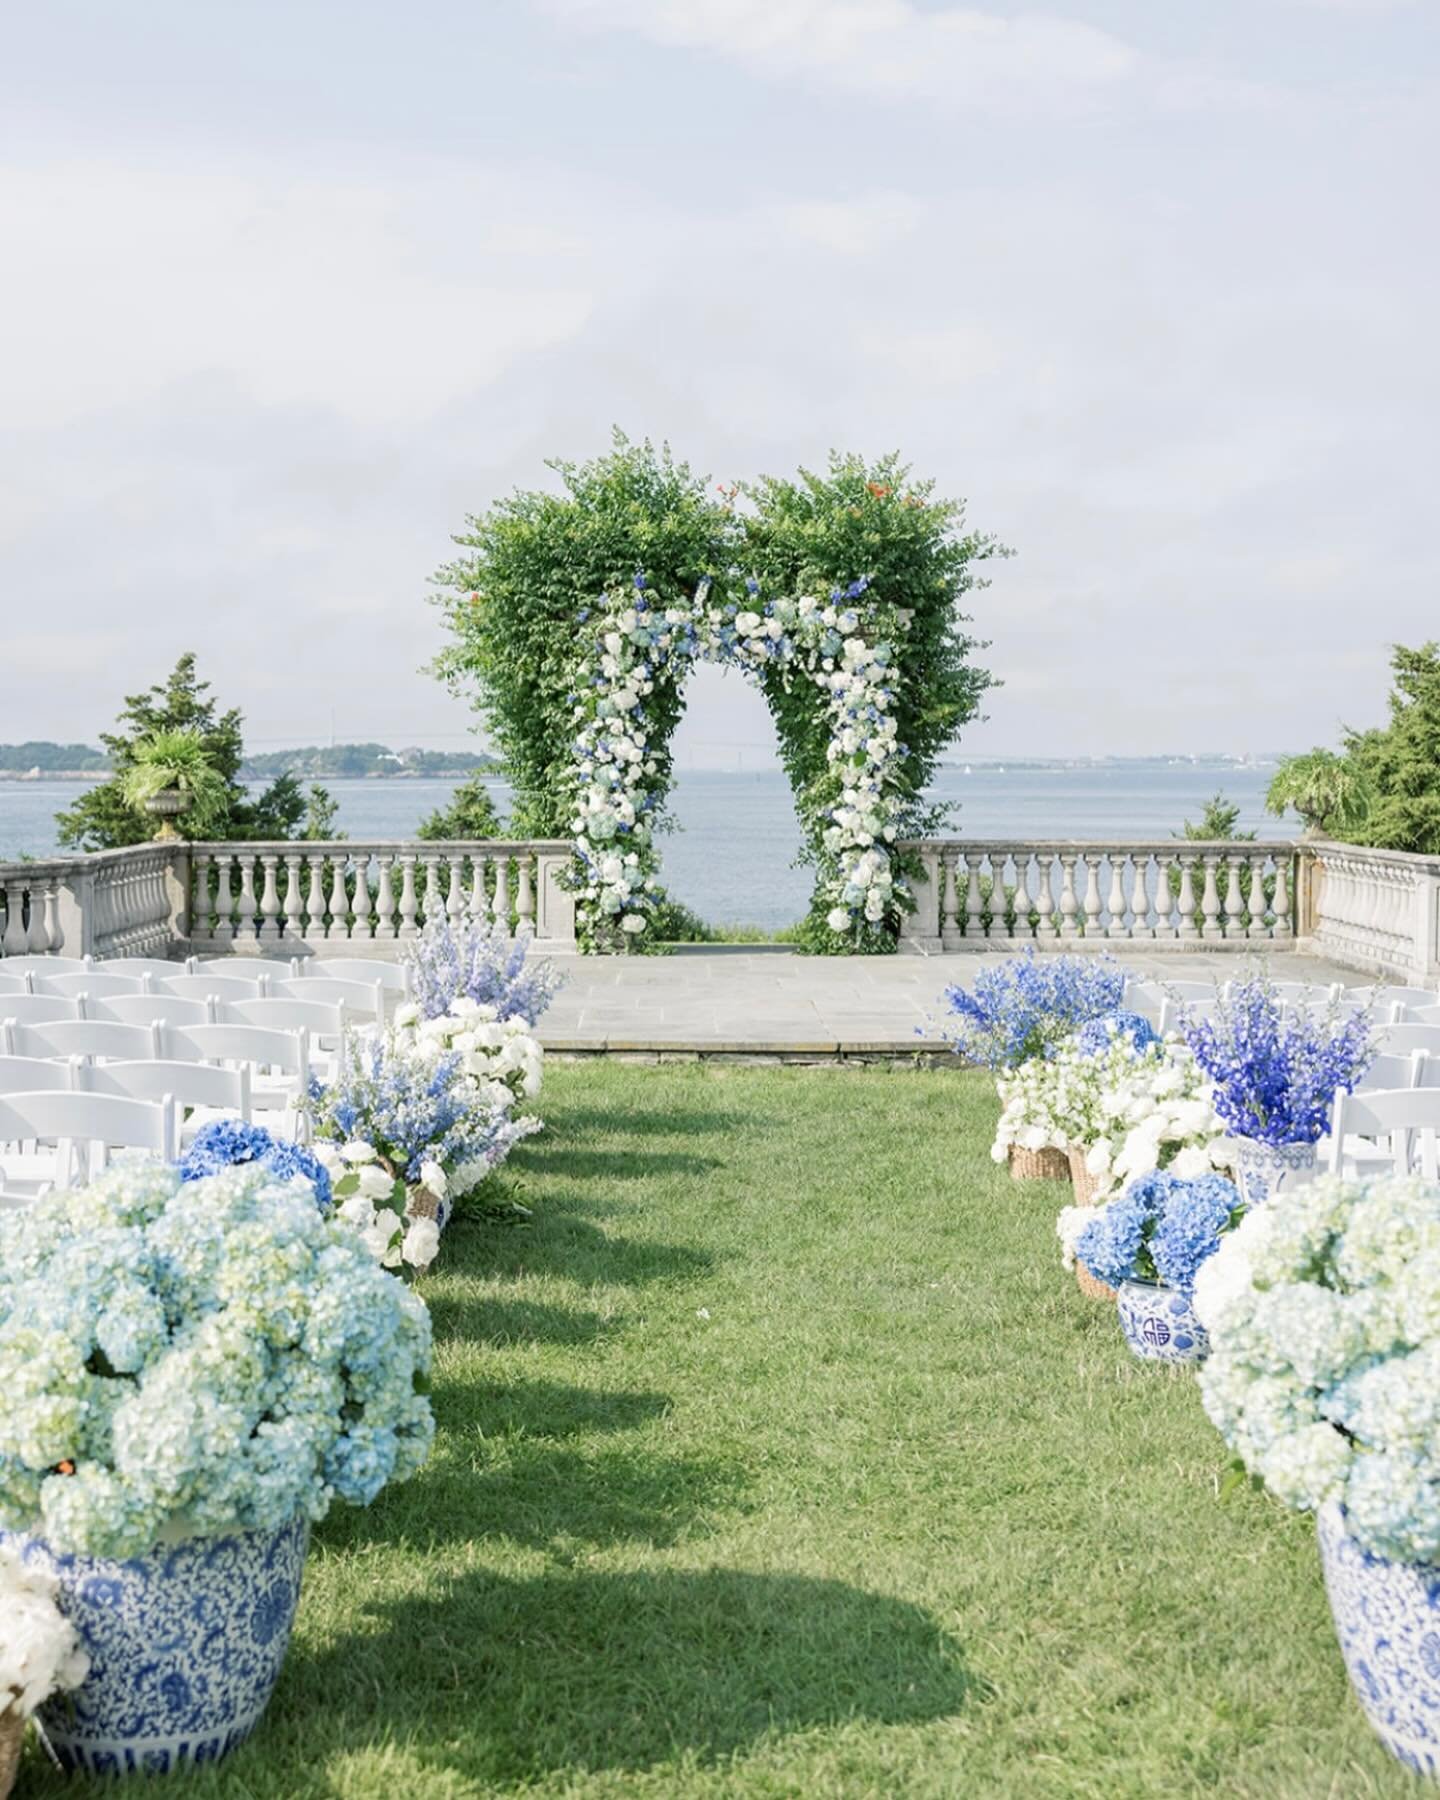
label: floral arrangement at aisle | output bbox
[1076,1044,1228,1200]
[943,950,1126,1074]
[567,573,909,950]
[177,1118,334,1206]
[309,1022,541,1270]
[1,1547,90,1794]
[0,1159,434,1772]
[401,916,563,1025]
[1195,1173,1440,1773]
[393,995,544,1110]
[1179,975,1376,1206]
[1070,1169,1243,1363]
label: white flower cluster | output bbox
[1196,1173,1440,1563]
[1,1545,89,1720]
[392,998,544,1109]
[568,584,908,946]
[1079,1046,1227,1198]
[991,1039,1109,1160]
[312,1140,444,1272]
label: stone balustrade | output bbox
[1298,840,1440,980]
[899,840,1297,952]
[1,845,182,960]
[186,840,577,954]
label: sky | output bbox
[2,0,1437,767]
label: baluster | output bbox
[2,879,29,956]
[1034,852,1057,940]
[1081,854,1103,938]
[258,855,281,943]
[326,855,350,942]
[421,856,443,931]
[350,853,375,942]
[42,879,65,954]
[212,852,237,947]
[231,853,258,944]
[1176,854,1198,940]
[1247,853,1269,938]
[1200,854,1223,940]
[492,853,512,929]
[985,853,1007,942]
[1105,854,1129,939]
[941,853,960,944]
[446,855,465,924]
[304,855,327,943]
[1132,854,1156,940]
[1272,855,1292,941]
[190,852,213,943]
[964,852,984,941]
[468,853,489,922]
[1010,854,1034,942]
[283,853,304,942]
[27,877,53,953]
[398,856,419,938]
[1223,855,1246,939]
[516,854,536,930]
[1058,855,1079,939]
[374,855,397,940]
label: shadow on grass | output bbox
[441,1378,674,1440]
[478,1214,716,1288]
[290,1566,974,1782]
[424,1293,619,1349]
[533,1147,724,1182]
[554,1105,758,1140]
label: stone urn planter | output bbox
[1318,1502,1440,1779]
[1229,1137,1318,1210]
[7,1516,308,1775]
[1008,1144,1070,1181]
[142,787,190,842]
[1115,1280,1208,1364]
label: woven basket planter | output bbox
[1008,1144,1070,1181]
[1067,1145,1105,1208]
[0,1710,22,1800]
[1075,1259,1117,1303]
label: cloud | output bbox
[538,0,1142,107]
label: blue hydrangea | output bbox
[1181,977,1377,1146]
[1074,1010,1160,1059]
[1077,1169,1243,1293]
[177,1119,333,1208]
[943,949,1126,1071]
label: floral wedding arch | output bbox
[569,572,907,950]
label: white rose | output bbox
[337,1195,376,1229]
[403,1217,442,1270]
[394,1002,421,1027]
[365,1208,404,1268]
[419,1160,449,1199]
[340,1140,377,1165]
[357,1164,396,1201]
[621,914,647,934]
[826,907,852,933]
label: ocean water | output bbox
[1,762,1283,931]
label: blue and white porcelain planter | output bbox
[1318,1501,1440,1779]
[1229,1136,1317,1210]
[1115,1280,1208,1364]
[3,1515,308,1776]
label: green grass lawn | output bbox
[21,1064,1429,1798]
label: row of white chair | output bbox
[0,1089,180,1207]
[1327,1085,1440,1180]
[0,968,388,1019]
[0,953,411,992]
[1,992,346,1040]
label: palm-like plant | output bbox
[120,728,231,837]
[1266,749,1371,839]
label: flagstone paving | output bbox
[536,948,1372,1054]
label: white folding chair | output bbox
[31,970,154,999]
[0,1090,177,1200]
[1326,1088,1440,1180]
[1377,1024,1440,1057]
[1,995,85,1025]
[86,994,215,1029]
[161,1023,311,1138]
[215,998,346,1081]
[2,1018,165,1062]
[1412,1005,1440,1027]
[0,1055,79,1094]
[1271,980,1343,1004]
[272,975,385,1022]
[91,956,190,980]
[158,974,271,1004]
[0,954,93,975]
[79,1060,251,1141]
[1357,1050,1434,1093]
[187,956,295,982]
[0,971,33,996]
[1376,986,1440,1012]
[297,958,411,996]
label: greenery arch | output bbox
[432,436,1002,951]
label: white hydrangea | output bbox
[1,1546,90,1719]
[1200,1172,1440,1563]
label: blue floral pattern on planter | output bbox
[1115,1280,1208,1365]
[1229,1136,1317,1210]
[2,1516,308,1775]
[1318,1501,1440,1779]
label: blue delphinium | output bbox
[1077,1169,1243,1293]
[942,948,1126,1071]
[1074,1010,1160,1059]
[177,1118,333,1208]
[402,917,563,1025]
[1180,976,1376,1145]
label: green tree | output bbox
[417,772,503,840]
[1265,749,1371,838]
[301,783,345,841]
[54,654,305,850]
[1176,792,1254,841]
[1346,642,1440,855]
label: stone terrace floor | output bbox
[536,947,1370,1056]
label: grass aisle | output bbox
[26,1065,1425,1798]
